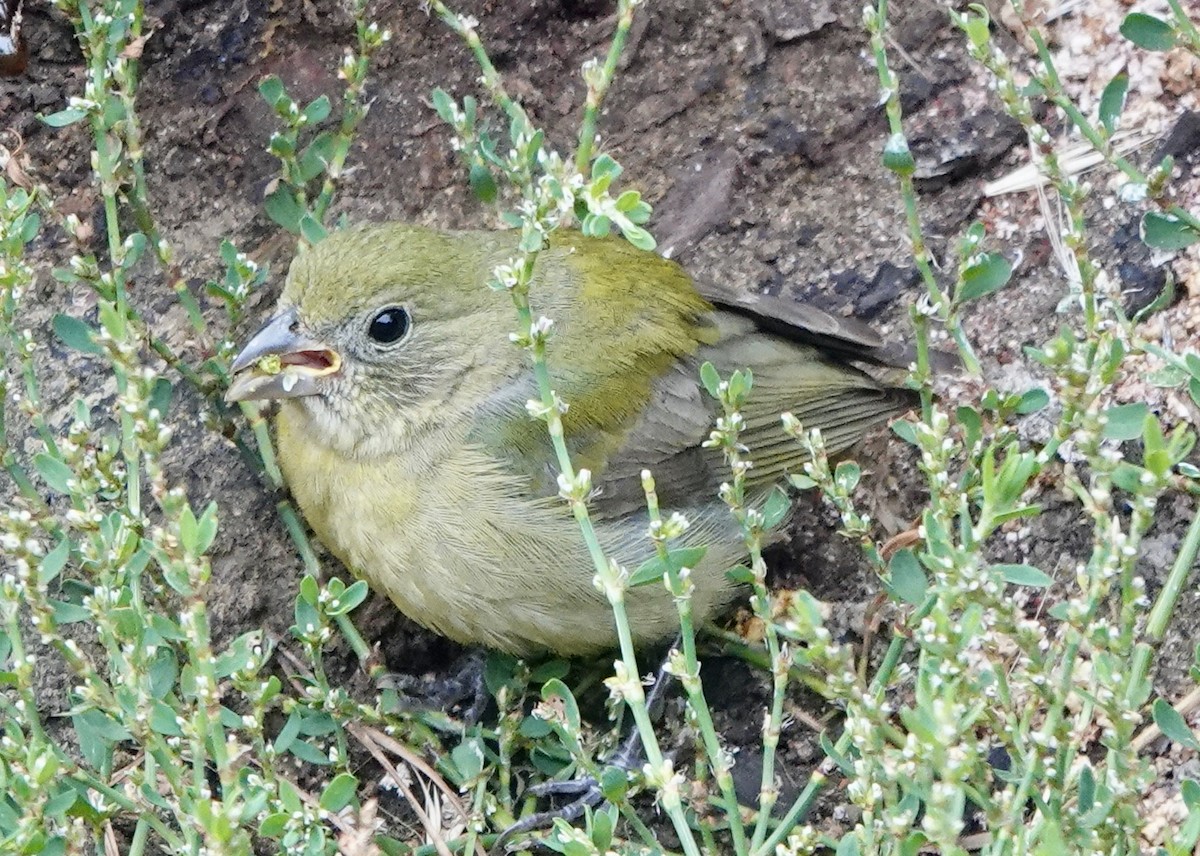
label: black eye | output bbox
[367,307,410,344]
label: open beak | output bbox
[225,308,342,403]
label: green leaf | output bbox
[1153,698,1200,751]
[53,314,103,355]
[1078,763,1095,814]
[214,631,262,678]
[148,649,179,699]
[820,730,854,775]
[302,95,332,125]
[591,154,621,181]
[530,746,571,777]
[327,580,369,616]
[541,678,582,733]
[959,252,1013,302]
[300,574,320,605]
[994,563,1054,588]
[591,805,615,852]
[264,186,304,234]
[298,131,337,181]
[629,546,708,587]
[258,75,287,109]
[1016,387,1049,415]
[699,362,721,399]
[149,701,184,736]
[1183,777,1200,808]
[956,406,982,448]
[450,737,485,782]
[40,108,89,128]
[35,454,75,494]
[961,7,991,49]
[599,765,629,802]
[319,773,359,812]
[1142,364,1190,386]
[1120,13,1177,51]
[298,214,328,246]
[1098,74,1128,135]
[43,789,78,817]
[1111,463,1144,493]
[120,233,148,270]
[1142,212,1199,250]
[620,223,656,251]
[788,473,817,490]
[430,88,456,123]
[881,138,915,176]
[469,162,498,203]
[147,377,174,420]
[519,714,553,738]
[287,738,332,765]
[72,709,129,770]
[837,835,862,856]
[891,419,917,444]
[834,460,861,491]
[724,564,754,584]
[273,711,302,755]
[529,658,570,684]
[195,501,218,554]
[39,539,71,586]
[614,190,641,212]
[259,813,289,838]
[761,486,791,530]
[21,211,41,244]
[1102,403,1149,440]
[886,549,927,606]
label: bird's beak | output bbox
[225,309,342,403]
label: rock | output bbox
[656,148,739,259]
[1112,215,1170,316]
[760,0,838,43]
[1153,109,1200,164]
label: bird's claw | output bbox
[490,768,619,854]
[377,649,490,724]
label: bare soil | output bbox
[4,0,1200,848]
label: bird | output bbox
[226,223,916,657]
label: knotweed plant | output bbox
[2,0,1199,855]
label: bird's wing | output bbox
[696,276,915,368]
[470,235,915,518]
[582,311,917,520]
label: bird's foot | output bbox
[377,648,490,724]
[490,755,638,854]
[492,662,674,853]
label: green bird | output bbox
[226,224,915,657]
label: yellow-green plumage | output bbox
[230,223,914,656]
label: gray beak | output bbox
[226,308,342,402]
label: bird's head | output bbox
[226,224,521,458]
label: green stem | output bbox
[1166,0,1200,54]
[1028,28,1200,233]
[644,475,749,854]
[574,0,634,172]
[1145,502,1200,641]
[756,634,907,855]
[870,0,980,380]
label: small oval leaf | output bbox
[994,563,1054,588]
[886,549,927,606]
[1119,13,1176,51]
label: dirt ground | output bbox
[4,0,1200,847]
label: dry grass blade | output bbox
[349,725,459,856]
[983,130,1158,197]
[273,644,476,856]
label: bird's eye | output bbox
[367,307,411,345]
